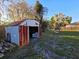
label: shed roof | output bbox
[9,19,27,26]
[70,22,79,25]
[8,19,39,26]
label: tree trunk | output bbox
[39,16,43,37]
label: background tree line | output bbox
[0,0,48,36]
[50,13,72,31]
[0,0,72,35]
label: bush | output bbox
[42,20,49,32]
[0,26,5,42]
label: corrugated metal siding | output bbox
[5,26,19,45]
[20,20,39,26]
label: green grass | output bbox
[1,30,79,59]
[40,31,79,57]
[58,31,79,43]
[53,31,79,56]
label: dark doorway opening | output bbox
[6,33,11,43]
[29,27,38,39]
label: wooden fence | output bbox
[61,26,79,31]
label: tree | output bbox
[50,13,72,31]
[50,16,58,29]
[66,16,72,24]
[0,0,4,21]
[42,20,49,32]
[8,0,31,21]
[34,1,46,36]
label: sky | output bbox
[1,0,79,22]
[27,0,79,22]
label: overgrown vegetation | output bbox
[34,31,79,59]
[50,13,72,31]
[1,30,79,59]
[0,26,5,42]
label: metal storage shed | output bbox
[5,19,39,47]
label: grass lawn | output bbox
[1,30,79,59]
[39,30,79,58]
